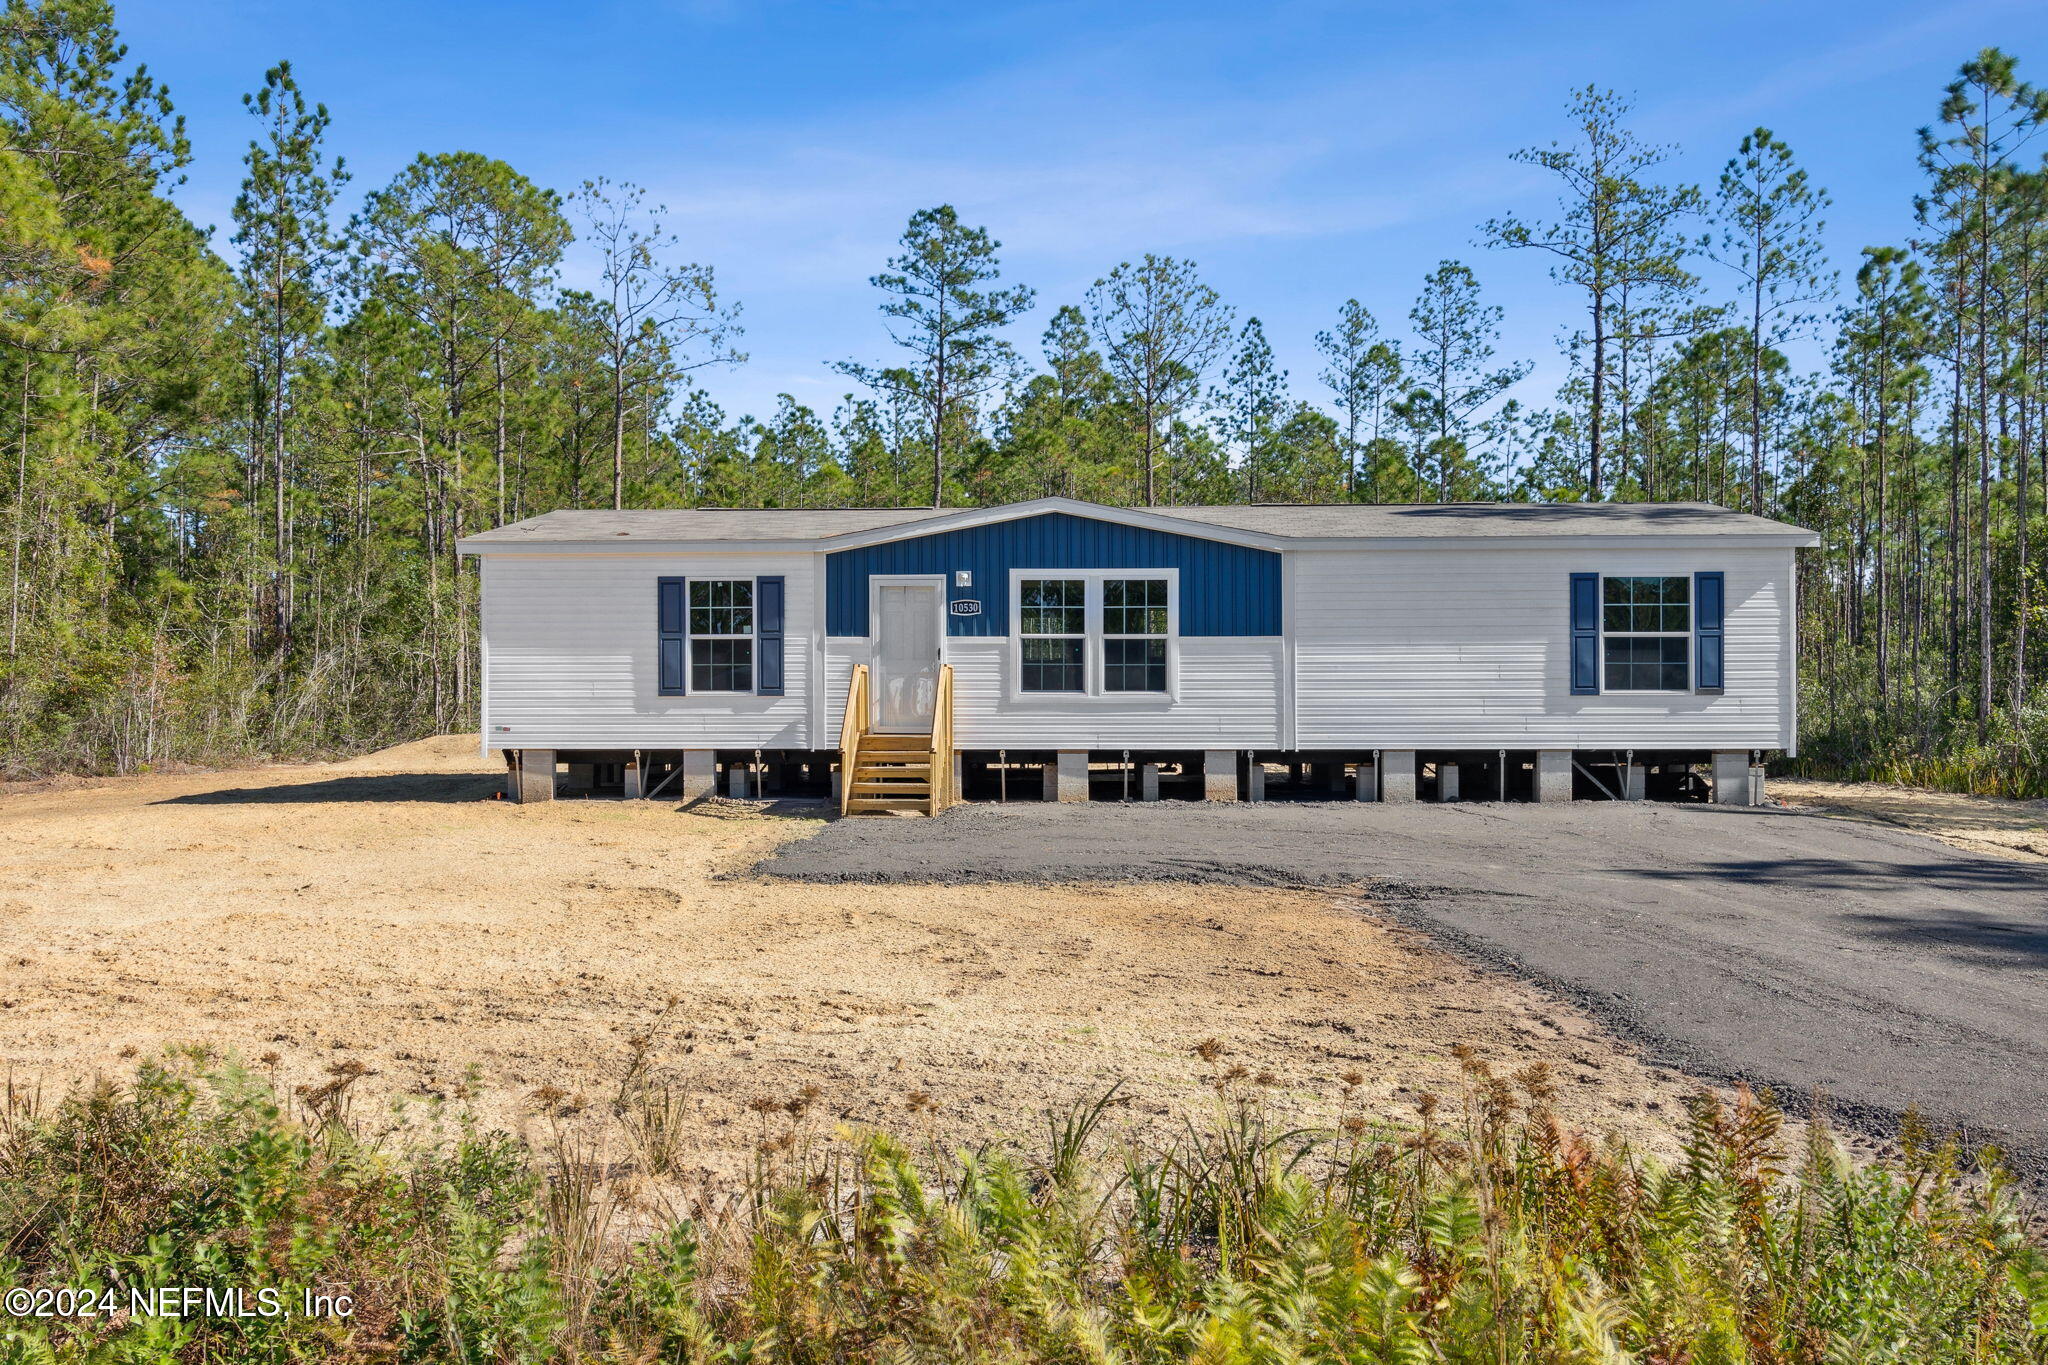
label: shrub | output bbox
[1,1056,2043,1361]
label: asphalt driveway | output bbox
[762,799,2048,1191]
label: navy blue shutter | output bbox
[1569,572,1600,695]
[658,577,687,695]
[756,575,785,696]
[1694,571,1725,692]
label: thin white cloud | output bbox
[1646,0,2032,135]
[585,25,1538,298]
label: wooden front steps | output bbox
[838,663,956,817]
[844,732,938,814]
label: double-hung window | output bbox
[1019,579,1086,693]
[1602,576,1690,691]
[689,579,754,692]
[1102,578,1168,692]
[1014,573,1174,697]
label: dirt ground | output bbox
[1773,776,2048,862]
[765,785,2048,1194]
[0,737,1728,1173]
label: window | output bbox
[1011,572,1176,698]
[1602,575,1690,691]
[1019,578,1085,692]
[689,579,754,692]
[1102,578,1168,692]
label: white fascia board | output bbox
[456,540,830,557]
[460,501,1287,555]
[1279,531,1821,551]
[457,519,1822,557]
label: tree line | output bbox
[3,0,2044,793]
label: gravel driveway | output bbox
[763,799,2048,1191]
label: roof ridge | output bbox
[459,498,1818,548]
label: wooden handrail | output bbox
[838,664,869,816]
[840,661,950,816]
[928,663,954,814]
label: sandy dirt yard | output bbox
[766,786,2048,1195]
[1773,776,2048,862]
[0,737,1724,1172]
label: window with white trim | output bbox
[1602,575,1689,691]
[1019,578,1086,692]
[1102,578,1168,692]
[1012,572,1175,697]
[689,579,754,692]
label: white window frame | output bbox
[1015,575,1088,696]
[1101,575,1173,695]
[1599,573,1693,695]
[688,576,757,695]
[1007,568,1180,703]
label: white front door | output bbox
[873,583,941,731]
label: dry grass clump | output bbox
[1,1048,2043,1361]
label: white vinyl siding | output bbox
[481,552,812,750]
[1292,545,1792,750]
[482,537,1797,756]
[827,636,1281,749]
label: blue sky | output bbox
[129,0,2048,426]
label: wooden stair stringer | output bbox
[843,729,937,815]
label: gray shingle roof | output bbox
[460,507,953,543]
[459,499,1816,547]
[1154,501,1811,538]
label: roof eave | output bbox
[1279,531,1822,550]
[457,536,836,555]
[460,528,1825,555]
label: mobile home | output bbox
[456,497,1818,810]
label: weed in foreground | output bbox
[0,1052,2043,1361]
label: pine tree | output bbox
[232,60,346,660]
[1314,299,1404,499]
[1914,50,2047,734]
[1834,246,1932,715]
[1085,256,1232,506]
[1484,87,1700,498]
[835,205,1032,508]
[351,151,570,718]
[1711,128,1833,517]
[1405,262,1529,501]
[988,305,1130,502]
[574,178,738,511]
[1215,319,1288,502]
[0,0,234,769]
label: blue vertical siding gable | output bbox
[825,512,1281,637]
